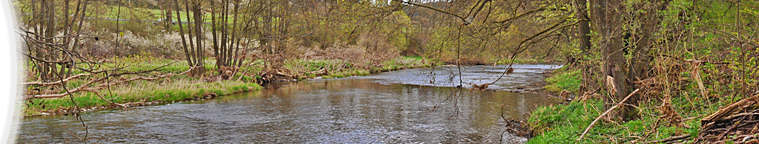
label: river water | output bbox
[18,65,561,143]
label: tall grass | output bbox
[25,79,260,116]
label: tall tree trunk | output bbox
[183,0,196,64]
[591,0,633,120]
[210,0,220,69]
[229,0,240,68]
[575,0,594,93]
[173,0,193,66]
[45,0,56,81]
[192,0,204,66]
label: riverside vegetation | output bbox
[14,0,759,143]
[527,0,759,143]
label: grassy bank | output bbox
[543,69,580,94]
[24,56,429,116]
[25,79,261,116]
[25,56,261,116]
[527,68,742,143]
[284,56,431,79]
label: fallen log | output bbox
[701,94,759,123]
[697,93,759,143]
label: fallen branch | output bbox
[721,112,759,121]
[644,134,690,144]
[577,88,640,141]
[24,73,90,86]
[26,78,103,99]
[25,66,192,99]
[90,68,191,89]
[702,94,759,122]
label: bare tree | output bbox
[172,0,205,75]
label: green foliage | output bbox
[528,100,603,143]
[385,11,413,52]
[544,69,581,93]
[528,99,702,143]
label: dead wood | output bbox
[697,94,759,143]
[644,134,690,144]
[702,94,759,123]
[577,88,640,141]
[25,66,193,99]
[24,73,90,86]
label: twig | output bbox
[644,134,690,144]
[401,1,469,24]
[24,73,90,86]
[577,88,640,141]
[493,7,547,24]
[26,64,189,99]
[488,19,571,85]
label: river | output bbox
[18,64,561,143]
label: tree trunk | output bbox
[173,0,193,66]
[630,1,667,82]
[591,0,633,120]
[575,0,594,93]
[192,0,204,67]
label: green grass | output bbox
[528,67,737,143]
[375,56,431,71]
[285,56,430,79]
[24,56,263,116]
[544,69,581,93]
[527,98,704,143]
[528,100,604,143]
[25,79,261,116]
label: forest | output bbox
[12,0,759,143]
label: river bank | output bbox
[527,66,758,143]
[23,56,431,117]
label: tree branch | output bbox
[577,88,641,141]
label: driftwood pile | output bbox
[258,69,296,83]
[697,94,759,143]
